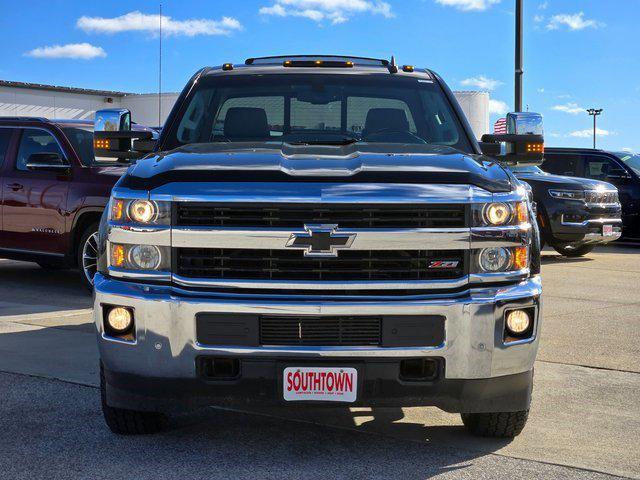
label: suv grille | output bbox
[260,316,381,346]
[175,248,466,281]
[175,203,467,229]
[585,191,618,204]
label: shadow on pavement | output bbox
[0,369,521,480]
[0,260,91,317]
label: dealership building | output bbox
[0,80,490,137]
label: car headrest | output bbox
[223,107,269,140]
[363,108,410,135]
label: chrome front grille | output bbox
[175,203,467,229]
[175,248,466,281]
[585,190,618,204]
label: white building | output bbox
[0,80,489,137]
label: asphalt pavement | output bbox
[0,244,638,479]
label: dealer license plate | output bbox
[603,224,614,236]
[283,367,357,403]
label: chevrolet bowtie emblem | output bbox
[286,224,356,257]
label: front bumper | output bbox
[94,274,542,412]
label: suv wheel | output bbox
[461,410,529,438]
[100,365,167,435]
[553,244,595,257]
[77,223,99,290]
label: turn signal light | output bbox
[526,142,544,153]
[515,201,528,224]
[513,246,528,270]
[94,138,110,149]
[111,243,126,268]
[110,199,124,221]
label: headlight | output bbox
[129,200,157,223]
[109,198,170,225]
[477,246,528,273]
[109,243,170,271]
[548,189,585,201]
[479,247,512,272]
[484,203,511,225]
[475,201,528,226]
[128,244,161,270]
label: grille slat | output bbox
[176,248,465,281]
[176,203,467,229]
[260,316,381,346]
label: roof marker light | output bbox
[402,65,414,72]
[222,63,233,71]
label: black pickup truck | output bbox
[91,55,545,439]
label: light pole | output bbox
[586,108,602,149]
[515,0,523,112]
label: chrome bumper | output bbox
[94,274,542,381]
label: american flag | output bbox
[494,117,507,134]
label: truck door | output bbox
[1,128,70,254]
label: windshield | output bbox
[63,127,95,166]
[164,74,472,152]
[615,152,640,176]
[509,165,545,174]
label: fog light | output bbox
[106,307,133,333]
[505,310,531,336]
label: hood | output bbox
[514,171,616,191]
[119,142,513,192]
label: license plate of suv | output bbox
[283,367,357,402]
[603,225,614,236]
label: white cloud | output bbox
[259,0,393,24]
[460,75,502,91]
[77,11,242,36]
[569,128,612,138]
[533,14,544,23]
[489,99,509,115]
[25,43,106,60]
[537,87,545,93]
[434,0,500,11]
[552,102,585,115]
[538,1,548,10]
[546,12,603,31]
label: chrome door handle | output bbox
[6,183,23,191]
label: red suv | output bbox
[0,117,153,289]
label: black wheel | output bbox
[37,262,67,270]
[100,365,167,435]
[553,244,595,257]
[77,223,99,290]
[461,410,529,438]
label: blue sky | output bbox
[1,0,637,151]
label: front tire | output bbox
[77,223,99,290]
[553,244,595,257]
[100,365,167,435]
[461,410,529,438]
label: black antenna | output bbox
[158,3,162,127]
[388,55,398,73]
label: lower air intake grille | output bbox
[260,316,381,346]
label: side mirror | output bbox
[93,109,155,161]
[479,112,544,166]
[26,152,69,172]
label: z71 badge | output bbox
[428,260,459,269]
